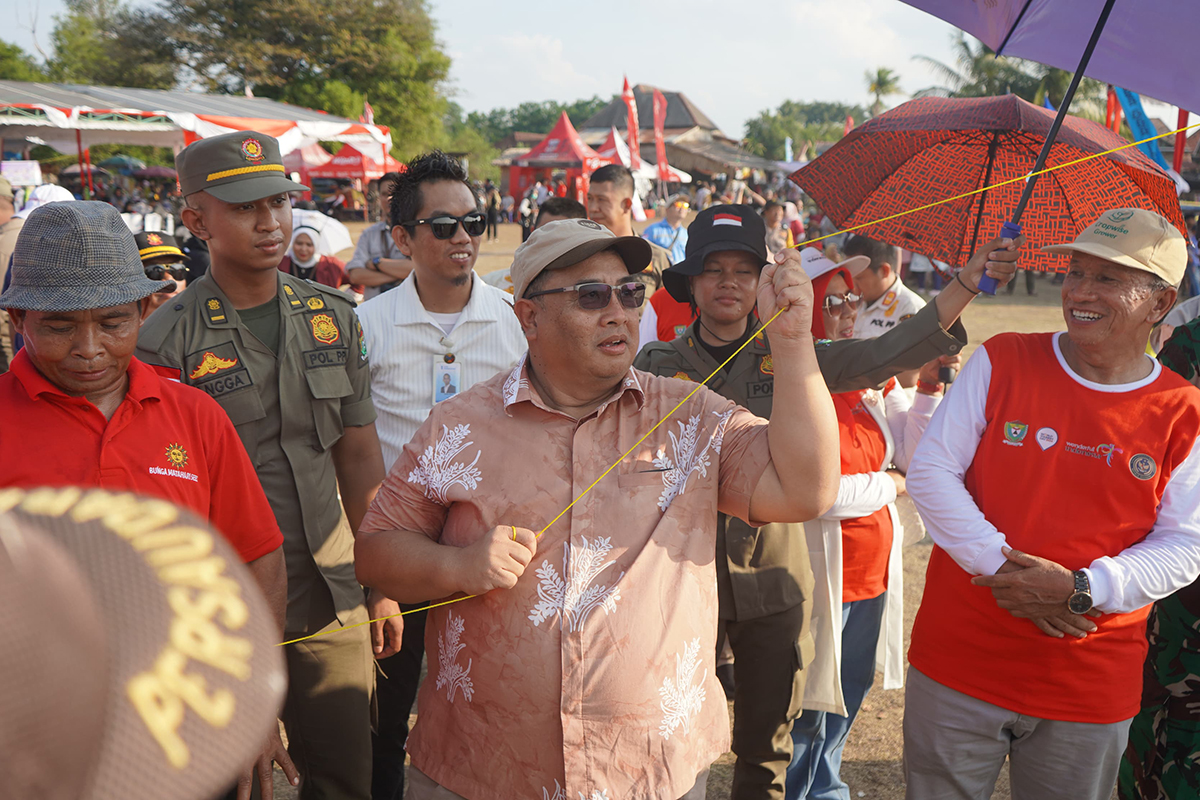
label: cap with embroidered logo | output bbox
[1043,207,1186,286]
[175,130,307,203]
[134,230,184,263]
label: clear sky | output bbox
[9,0,1183,139]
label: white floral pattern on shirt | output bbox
[654,409,734,512]
[659,637,707,740]
[503,353,530,407]
[528,536,623,632]
[435,610,474,703]
[540,784,610,800]
[407,423,482,504]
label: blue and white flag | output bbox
[1114,87,1170,171]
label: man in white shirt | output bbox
[346,171,412,301]
[904,209,1200,800]
[355,151,526,800]
[847,234,926,340]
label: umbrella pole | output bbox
[966,133,1002,260]
[977,0,1117,293]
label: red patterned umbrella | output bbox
[790,95,1184,274]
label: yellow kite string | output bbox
[279,120,1200,648]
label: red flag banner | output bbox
[622,77,641,167]
[1106,86,1121,133]
[652,88,669,183]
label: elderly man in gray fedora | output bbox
[0,200,295,796]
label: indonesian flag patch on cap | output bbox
[712,212,743,227]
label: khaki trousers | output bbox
[717,601,811,800]
[405,767,710,800]
[903,667,1133,800]
[281,613,374,800]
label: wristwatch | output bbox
[1067,570,1093,615]
[372,256,382,269]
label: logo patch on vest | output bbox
[1065,440,1123,466]
[759,355,774,375]
[671,371,694,382]
[189,351,237,379]
[1035,427,1058,450]
[1003,421,1028,446]
[1129,453,1157,481]
[309,313,340,345]
[306,296,325,310]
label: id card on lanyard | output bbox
[433,353,460,404]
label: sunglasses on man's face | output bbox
[822,292,862,317]
[525,280,646,310]
[400,212,487,239]
[145,264,187,281]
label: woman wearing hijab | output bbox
[786,252,950,800]
[276,225,353,290]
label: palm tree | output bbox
[912,33,1033,99]
[913,32,1104,116]
[865,67,902,116]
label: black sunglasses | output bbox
[525,281,646,310]
[400,212,487,239]
[145,264,187,281]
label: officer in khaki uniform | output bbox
[634,204,1021,800]
[137,131,386,800]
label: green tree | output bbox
[46,0,175,88]
[912,32,1103,116]
[743,100,868,160]
[865,67,902,116]
[0,42,46,81]
[165,0,452,157]
[442,102,499,181]
[464,95,612,146]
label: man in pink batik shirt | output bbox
[355,218,841,799]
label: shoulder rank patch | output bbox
[760,354,774,375]
[310,313,340,345]
[283,284,303,308]
[189,351,238,380]
[204,297,226,324]
[672,371,694,382]
[306,296,325,310]
[814,338,832,349]
[356,318,368,363]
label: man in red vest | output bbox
[905,208,1200,800]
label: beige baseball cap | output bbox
[511,218,652,300]
[1043,208,1186,286]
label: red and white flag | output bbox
[652,88,670,183]
[361,99,375,125]
[622,77,641,167]
[712,212,742,227]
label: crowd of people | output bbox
[3,127,1200,800]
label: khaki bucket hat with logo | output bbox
[1042,207,1186,286]
[510,218,652,300]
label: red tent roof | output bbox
[514,112,608,171]
[308,143,403,181]
[283,142,334,172]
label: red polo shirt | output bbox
[0,350,282,563]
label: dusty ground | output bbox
[273,222,1069,799]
